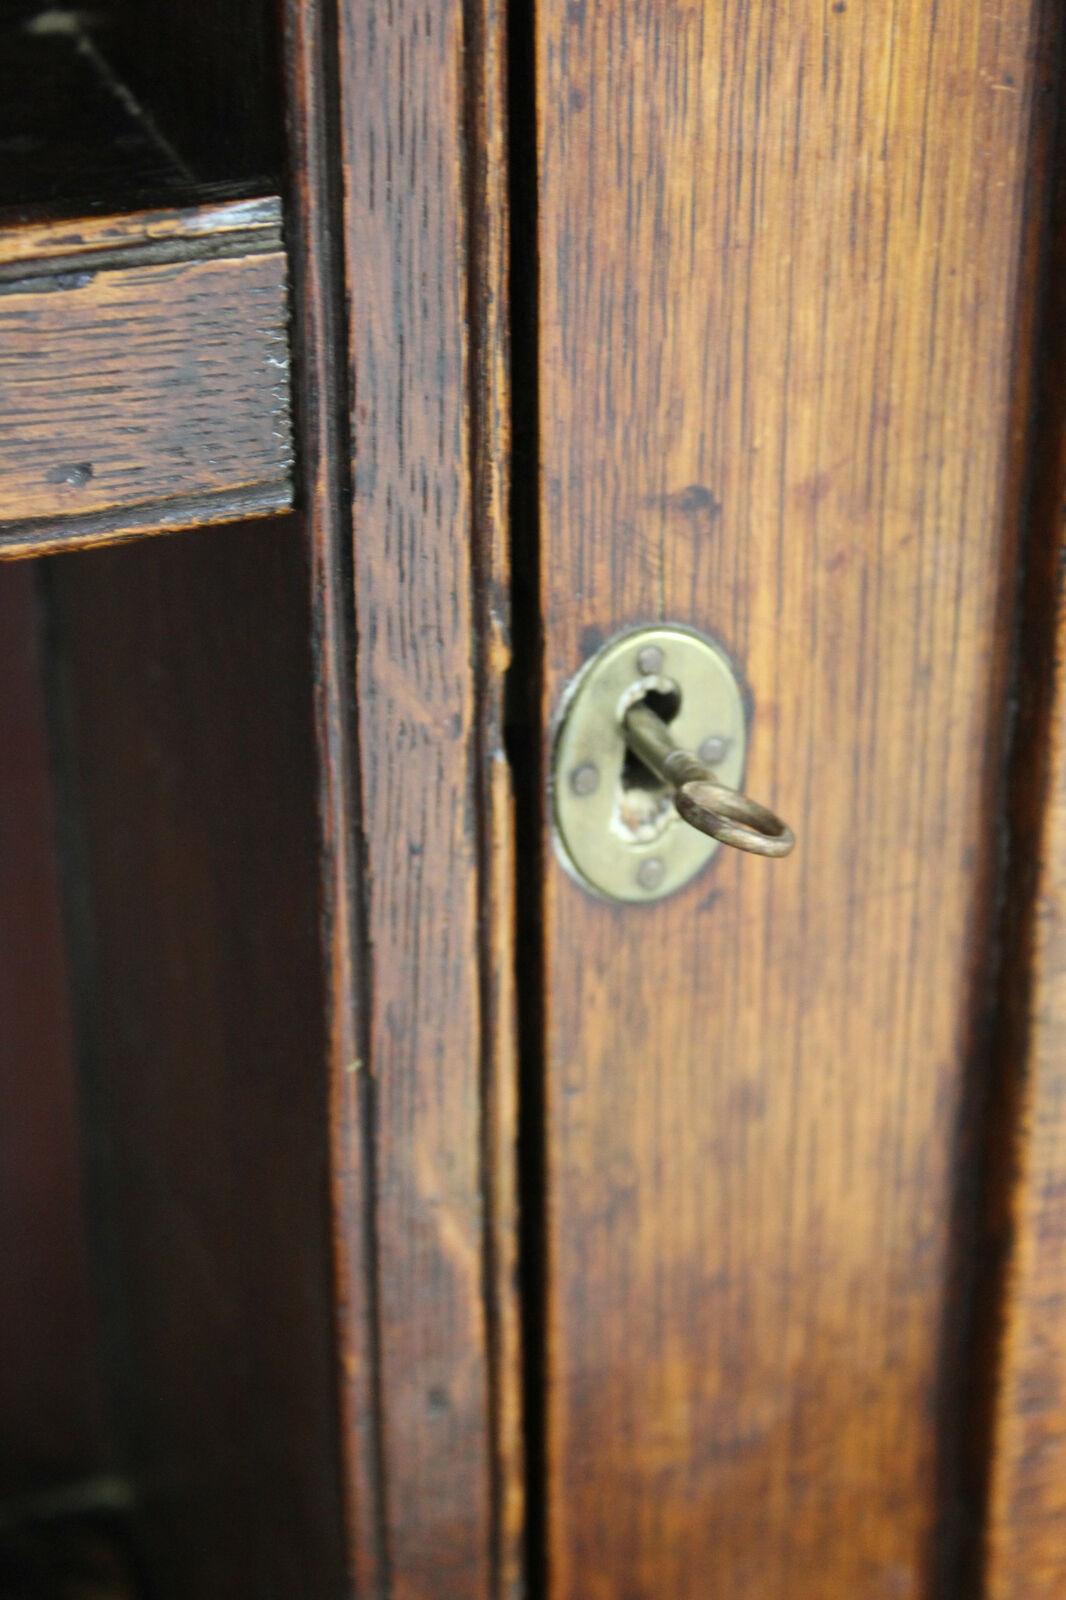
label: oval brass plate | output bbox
[552,624,747,903]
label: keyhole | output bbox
[619,683,681,792]
[612,680,681,843]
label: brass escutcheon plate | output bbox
[552,624,747,903]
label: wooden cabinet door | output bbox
[524,5,1066,1598]
[9,2,1058,1595]
[291,2,1066,1597]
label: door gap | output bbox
[504,0,547,1589]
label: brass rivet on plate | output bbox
[698,734,731,767]
[636,857,665,891]
[569,761,600,796]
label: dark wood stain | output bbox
[0,205,292,556]
[0,563,105,1496]
[6,0,1065,1593]
[4,482,296,562]
[979,33,1066,1592]
[44,517,348,1599]
[0,194,283,280]
[982,484,1066,1600]
[299,0,523,1592]
[0,195,281,265]
[282,0,387,1591]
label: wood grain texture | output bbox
[0,222,291,558]
[533,4,1047,1597]
[329,0,521,1592]
[982,101,1066,1599]
[471,3,527,1588]
[44,518,348,1599]
[0,195,282,272]
[984,467,1066,1598]
[283,0,387,1591]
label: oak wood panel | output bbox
[0,212,291,558]
[0,565,104,1495]
[534,4,1047,1597]
[282,0,386,1591]
[44,518,348,1599]
[982,123,1066,1600]
[326,0,521,1592]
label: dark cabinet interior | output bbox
[0,2,344,1593]
[1,528,346,1596]
[0,0,282,218]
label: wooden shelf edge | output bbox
[0,196,294,557]
[0,194,284,279]
[0,480,294,561]
[0,193,283,266]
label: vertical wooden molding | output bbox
[283,2,386,1595]
[983,420,1066,1600]
[980,28,1066,1592]
[284,0,520,1594]
[465,0,527,1593]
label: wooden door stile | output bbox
[283,0,522,1595]
[531,4,1055,1596]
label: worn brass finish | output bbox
[623,702,795,858]
[552,625,748,901]
[553,624,793,902]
